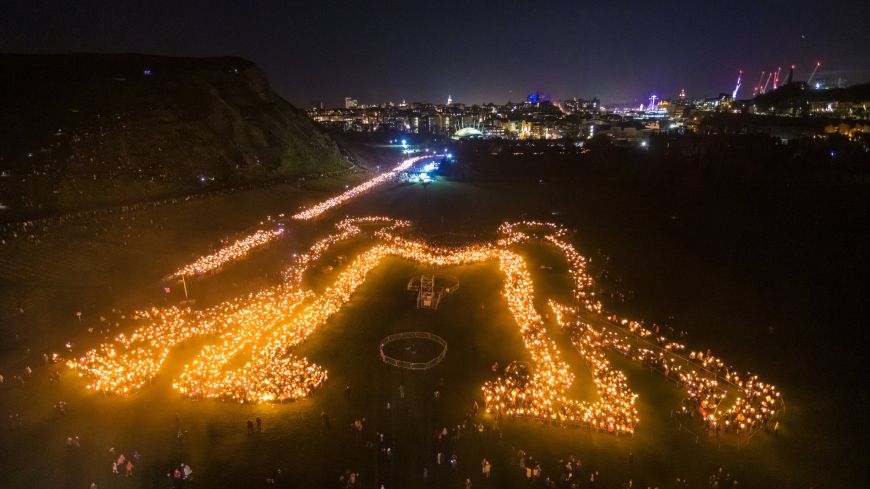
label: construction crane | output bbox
[762,72,773,93]
[807,61,822,85]
[732,69,743,99]
[772,66,782,90]
[754,71,766,96]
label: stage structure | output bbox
[407,274,458,309]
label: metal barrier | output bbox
[379,331,448,370]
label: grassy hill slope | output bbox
[0,53,351,217]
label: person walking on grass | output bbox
[481,458,492,478]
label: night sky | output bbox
[3,0,869,106]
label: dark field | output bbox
[0,168,867,488]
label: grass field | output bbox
[0,172,863,488]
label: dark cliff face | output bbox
[0,53,350,216]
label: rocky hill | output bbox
[0,53,352,218]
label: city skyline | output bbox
[3,0,870,106]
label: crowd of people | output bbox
[168,462,195,487]
[246,417,263,435]
[108,448,140,477]
[90,445,194,488]
[705,467,740,489]
[323,376,758,489]
[0,214,791,488]
[505,447,751,489]
[0,161,357,247]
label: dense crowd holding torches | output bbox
[69,216,781,437]
[70,305,220,393]
[281,216,410,285]
[548,301,782,436]
[168,155,437,280]
[172,291,313,401]
[604,318,781,435]
[171,228,285,279]
[70,217,408,400]
[290,155,438,221]
[520,219,783,436]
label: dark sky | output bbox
[3,0,869,106]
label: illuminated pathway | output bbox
[70,217,783,437]
[289,155,435,220]
[170,155,441,279]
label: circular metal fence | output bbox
[379,331,448,370]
